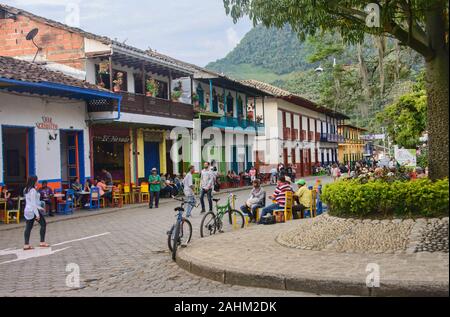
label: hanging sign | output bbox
[93,135,130,143]
[36,117,58,130]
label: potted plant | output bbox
[171,82,183,102]
[247,110,254,121]
[171,91,182,102]
[113,72,124,92]
[192,93,200,106]
[146,78,159,97]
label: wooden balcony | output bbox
[308,131,314,141]
[300,130,307,141]
[117,92,194,121]
[283,127,292,140]
[291,129,299,141]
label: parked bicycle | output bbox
[200,193,245,238]
[167,197,196,261]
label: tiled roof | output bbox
[0,4,192,73]
[0,55,107,91]
[241,79,291,97]
[241,79,349,119]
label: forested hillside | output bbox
[206,25,425,132]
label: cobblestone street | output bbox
[0,184,324,297]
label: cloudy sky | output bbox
[3,0,253,66]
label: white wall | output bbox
[0,92,90,185]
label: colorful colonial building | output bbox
[243,80,348,177]
[337,123,367,167]
[0,56,119,191]
[0,4,195,184]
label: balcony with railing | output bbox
[283,127,292,140]
[300,130,307,141]
[291,129,299,141]
[308,131,314,142]
[88,91,194,121]
[212,116,265,133]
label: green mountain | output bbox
[206,25,424,131]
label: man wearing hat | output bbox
[292,179,311,219]
[148,168,161,209]
[240,179,266,223]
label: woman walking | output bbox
[23,176,50,250]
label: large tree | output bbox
[224,0,449,180]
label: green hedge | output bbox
[321,178,449,218]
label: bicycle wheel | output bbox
[200,211,217,238]
[221,209,245,233]
[167,224,175,252]
[171,222,180,261]
[179,218,193,246]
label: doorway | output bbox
[60,130,84,186]
[144,142,160,178]
[2,126,35,193]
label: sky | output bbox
[2,0,253,66]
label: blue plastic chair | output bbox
[89,187,100,210]
[57,189,75,215]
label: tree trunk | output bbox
[425,49,449,180]
[424,4,449,180]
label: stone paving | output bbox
[177,216,449,296]
[0,176,329,297]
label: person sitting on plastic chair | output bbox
[292,179,312,219]
[240,179,265,223]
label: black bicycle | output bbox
[167,197,196,261]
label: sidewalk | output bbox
[176,217,449,297]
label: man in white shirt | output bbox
[182,165,196,217]
[200,162,214,213]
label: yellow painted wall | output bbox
[137,129,145,178]
[124,142,131,184]
[159,131,167,174]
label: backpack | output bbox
[260,214,276,225]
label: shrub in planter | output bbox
[321,178,449,218]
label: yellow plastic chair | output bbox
[304,190,317,218]
[273,191,294,222]
[140,183,150,203]
[6,208,20,224]
[122,184,131,204]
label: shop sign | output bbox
[93,135,130,143]
[36,117,58,130]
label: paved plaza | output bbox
[0,179,325,297]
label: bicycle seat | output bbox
[213,198,220,202]
[174,207,184,212]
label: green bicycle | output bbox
[200,193,245,238]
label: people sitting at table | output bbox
[1,185,14,210]
[292,179,311,219]
[173,175,183,194]
[71,177,83,204]
[160,174,177,198]
[101,168,113,186]
[240,179,265,223]
[84,179,92,192]
[227,170,240,187]
[38,181,54,217]
[258,176,293,224]
[95,178,112,204]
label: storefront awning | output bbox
[0,77,121,103]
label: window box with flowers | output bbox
[146,78,159,97]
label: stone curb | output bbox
[177,251,449,297]
[0,184,272,232]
